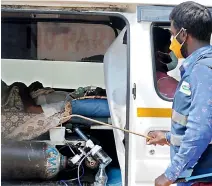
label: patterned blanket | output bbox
[1,111,60,141]
[1,86,67,141]
[1,86,104,141]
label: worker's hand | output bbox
[155,174,173,186]
[146,131,168,146]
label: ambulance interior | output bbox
[1,11,127,185]
[1,11,184,185]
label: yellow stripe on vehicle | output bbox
[137,108,172,118]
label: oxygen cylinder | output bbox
[1,141,67,181]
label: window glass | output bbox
[152,26,179,100]
[2,20,117,62]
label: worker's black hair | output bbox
[153,27,171,52]
[170,1,212,42]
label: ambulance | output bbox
[1,0,212,185]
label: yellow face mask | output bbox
[169,28,186,59]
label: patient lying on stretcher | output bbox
[1,81,64,140]
[1,80,109,140]
[2,80,109,119]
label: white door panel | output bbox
[135,159,170,182]
[134,118,171,182]
[127,17,172,185]
[135,118,170,159]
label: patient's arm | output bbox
[11,82,64,115]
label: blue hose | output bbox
[185,173,212,182]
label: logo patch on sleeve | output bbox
[179,81,191,96]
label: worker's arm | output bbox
[164,64,212,182]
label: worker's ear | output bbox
[178,28,188,44]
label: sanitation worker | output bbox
[147,1,212,186]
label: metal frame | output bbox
[137,5,212,22]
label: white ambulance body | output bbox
[1,0,212,185]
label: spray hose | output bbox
[59,114,151,140]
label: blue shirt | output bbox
[164,45,212,182]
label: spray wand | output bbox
[60,114,152,140]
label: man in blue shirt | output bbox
[147,2,212,186]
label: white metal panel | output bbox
[127,19,173,186]
[1,0,212,7]
[137,5,212,22]
[104,26,127,184]
[1,59,105,89]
